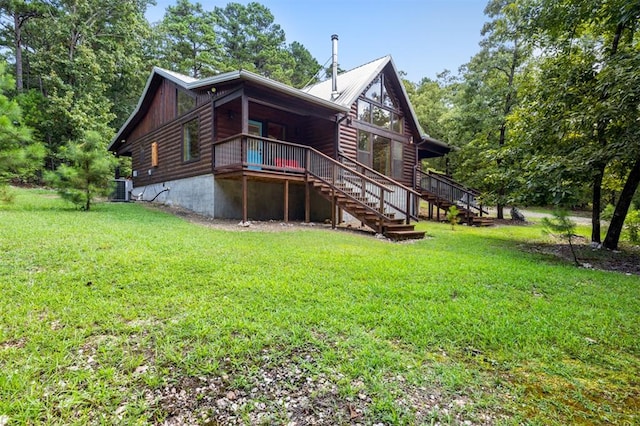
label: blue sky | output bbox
[146,0,488,83]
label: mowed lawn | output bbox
[1,188,638,425]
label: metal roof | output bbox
[303,56,390,109]
[303,56,448,151]
[109,59,450,155]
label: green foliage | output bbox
[45,130,116,211]
[1,189,639,424]
[447,205,459,230]
[624,210,640,244]
[541,209,579,265]
[150,0,222,78]
[601,204,615,222]
[0,62,44,188]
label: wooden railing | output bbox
[212,134,412,224]
[339,154,421,223]
[213,135,307,173]
[415,167,487,216]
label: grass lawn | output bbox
[1,188,638,425]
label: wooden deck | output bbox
[212,134,426,240]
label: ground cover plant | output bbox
[1,188,639,425]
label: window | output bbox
[357,74,403,134]
[358,130,405,179]
[392,140,404,180]
[372,135,391,175]
[177,90,195,116]
[357,131,371,164]
[267,122,286,140]
[183,118,200,162]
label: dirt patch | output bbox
[140,346,504,425]
[520,236,640,276]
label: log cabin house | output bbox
[108,37,489,240]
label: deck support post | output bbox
[284,180,289,223]
[331,191,336,229]
[242,175,248,223]
[305,180,310,223]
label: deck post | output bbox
[305,180,310,223]
[242,175,248,223]
[405,192,411,224]
[331,188,336,229]
[284,180,289,223]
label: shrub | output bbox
[541,209,579,266]
[625,210,640,244]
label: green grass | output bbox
[1,188,639,425]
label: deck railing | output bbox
[415,167,487,216]
[212,134,411,223]
[339,154,421,222]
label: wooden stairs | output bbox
[310,179,425,241]
[415,168,494,227]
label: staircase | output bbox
[415,168,493,227]
[307,152,425,241]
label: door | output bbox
[247,120,263,170]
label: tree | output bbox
[215,2,294,83]
[451,0,530,219]
[150,0,222,78]
[45,130,115,211]
[542,209,580,266]
[0,0,48,92]
[288,41,321,88]
[0,61,43,189]
[515,0,640,248]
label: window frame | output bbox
[182,117,200,163]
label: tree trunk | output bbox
[603,157,640,250]
[497,203,504,220]
[14,12,23,92]
[591,163,605,243]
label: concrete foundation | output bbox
[132,174,332,222]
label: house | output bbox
[108,37,487,240]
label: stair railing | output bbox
[339,154,421,223]
[213,134,397,230]
[414,167,487,217]
[307,149,394,230]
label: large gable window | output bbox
[357,74,403,134]
[183,118,200,162]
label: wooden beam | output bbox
[284,180,289,223]
[242,175,248,223]
[241,90,249,134]
[305,180,310,223]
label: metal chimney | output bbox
[331,34,339,99]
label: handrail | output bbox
[339,154,422,197]
[415,166,488,216]
[426,169,482,197]
[213,134,394,192]
[339,154,420,222]
[212,134,420,226]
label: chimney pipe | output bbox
[331,34,339,99]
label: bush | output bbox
[625,210,640,244]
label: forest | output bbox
[0,0,638,250]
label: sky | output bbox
[145,0,488,83]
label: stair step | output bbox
[384,223,415,232]
[384,230,426,241]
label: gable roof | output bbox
[303,56,440,147]
[110,57,450,155]
[108,67,349,152]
